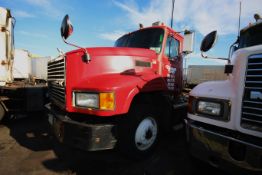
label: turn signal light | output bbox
[100,92,115,110]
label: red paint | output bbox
[64,25,184,117]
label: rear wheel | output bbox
[0,104,6,122]
[118,104,159,159]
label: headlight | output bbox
[74,92,99,108]
[197,101,221,116]
[73,92,115,110]
[188,96,230,121]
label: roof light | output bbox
[152,21,161,26]
[139,23,143,29]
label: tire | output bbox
[118,104,159,159]
[0,104,6,122]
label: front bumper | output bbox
[46,104,117,151]
[185,119,262,174]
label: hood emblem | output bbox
[52,81,65,87]
[250,91,262,100]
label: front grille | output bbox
[47,57,66,108]
[241,54,262,132]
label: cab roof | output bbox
[119,24,183,40]
[241,20,262,34]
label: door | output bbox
[162,35,181,95]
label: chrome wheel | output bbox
[135,117,158,151]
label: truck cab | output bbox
[47,15,194,158]
[186,15,262,173]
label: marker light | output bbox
[100,92,115,110]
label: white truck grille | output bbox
[241,54,262,132]
[47,57,66,108]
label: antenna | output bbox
[237,1,242,38]
[168,0,176,59]
[170,0,175,29]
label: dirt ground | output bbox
[0,114,231,175]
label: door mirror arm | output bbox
[60,15,91,63]
[200,30,230,64]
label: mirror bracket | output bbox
[62,37,91,63]
[82,51,91,63]
[61,15,91,63]
[201,52,230,64]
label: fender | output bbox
[67,73,167,117]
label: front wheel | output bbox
[134,117,158,151]
[118,104,159,159]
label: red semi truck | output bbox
[47,15,194,157]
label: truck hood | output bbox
[67,47,158,59]
[65,46,159,91]
[64,46,161,114]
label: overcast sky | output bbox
[1,0,262,65]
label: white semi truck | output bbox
[186,14,262,174]
[0,7,49,121]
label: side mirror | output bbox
[183,30,195,54]
[60,14,91,63]
[60,14,73,40]
[200,31,217,52]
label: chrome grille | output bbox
[241,54,262,132]
[47,57,66,108]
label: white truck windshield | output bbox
[239,23,262,49]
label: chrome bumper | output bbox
[185,119,262,174]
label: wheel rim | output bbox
[135,117,158,151]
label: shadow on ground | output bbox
[43,129,227,175]
[2,115,229,175]
[4,114,52,151]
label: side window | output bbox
[165,36,179,59]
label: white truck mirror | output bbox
[200,30,217,52]
[183,30,195,54]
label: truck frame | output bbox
[0,7,48,121]
[47,15,194,158]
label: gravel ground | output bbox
[0,114,231,175]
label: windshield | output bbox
[239,23,262,48]
[114,28,164,53]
